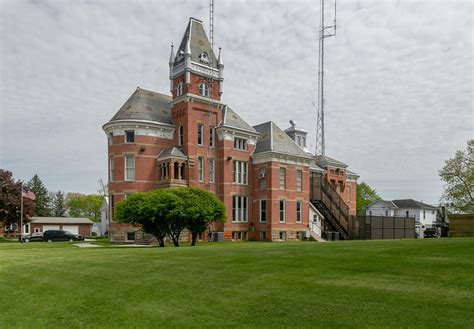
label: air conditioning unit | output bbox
[258,172,266,179]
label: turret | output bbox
[168,44,175,93]
[217,47,224,96]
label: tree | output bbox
[27,174,51,216]
[356,182,382,216]
[439,140,474,214]
[52,191,67,217]
[0,169,35,228]
[173,188,226,246]
[66,194,102,222]
[116,190,176,247]
[116,188,226,247]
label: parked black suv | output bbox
[423,228,439,238]
[43,230,84,242]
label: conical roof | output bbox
[174,18,218,69]
[108,88,172,125]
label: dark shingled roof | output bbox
[157,147,187,160]
[253,121,311,158]
[314,155,348,168]
[220,105,256,132]
[108,88,172,125]
[392,199,437,210]
[174,18,218,69]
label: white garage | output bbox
[42,225,60,232]
[62,225,79,235]
[30,217,93,237]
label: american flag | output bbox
[22,189,36,201]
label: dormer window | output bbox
[176,81,183,96]
[198,52,209,64]
[199,83,209,97]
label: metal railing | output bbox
[310,172,350,233]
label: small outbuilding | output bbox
[28,217,94,236]
[448,214,474,237]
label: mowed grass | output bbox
[1,239,473,328]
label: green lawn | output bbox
[1,239,473,328]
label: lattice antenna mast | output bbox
[209,0,214,50]
[315,0,336,155]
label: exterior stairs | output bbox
[309,231,327,242]
[310,174,351,240]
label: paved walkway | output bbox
[73,242,102,248]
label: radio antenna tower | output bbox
[209,0,214,50]
[315,0,336,155]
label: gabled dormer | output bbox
[169,17,224,102]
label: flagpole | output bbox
[20,183,23,242]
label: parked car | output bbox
[423,228,439,238]
[43,230,84,242]
[21,233,44,243]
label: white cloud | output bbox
[1,0,472,203]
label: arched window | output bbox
[178,125,184,145]
[199,83,209,97]
[176,81,183,96]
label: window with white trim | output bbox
[209,126,215,147]
[125,130,135,143]
[234,137,247,151]
[197,124,204,146]
[296,200,302,223]
[124,155,135,181]
[176,81,183,96]
[199,83,209,97]
[178,125,184,145]
[198,157,204,182]
[232,195,248,222]
[279,168,286,190]
[109,157,114,182]
[108,132,113,145]
[279,200,285,223]
[209,158,215,183]
[296,170,302,192]
[233,161,248,184]
[260,200,267,222]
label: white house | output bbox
[100,197,109,236]
[366,199,438,228]
[365,200,397,217]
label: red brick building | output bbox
[103,18,358,243]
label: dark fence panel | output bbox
[357,216,415,240]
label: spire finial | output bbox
[217,47,223,67]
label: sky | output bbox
[0,0,472,204]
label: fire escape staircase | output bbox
[310,178,351,240]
